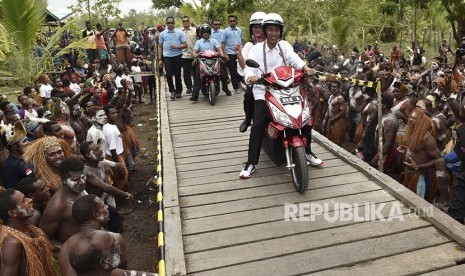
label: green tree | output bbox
[1,0,46,84]
[68,0,122,26]
[441,0,465,46]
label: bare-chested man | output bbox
[401,108,448,203]
[371,93,398,174]
[324,81,347,146]
[59,194,128,276]
[16,177,51,215]
[49,98,77,151]
[356,87,377,163]
[68,100,89,145]
[0,189,57,276]
[391,82,414,145]
[39,156,88,246]
[86,107,108,154]
[68,230,156,276]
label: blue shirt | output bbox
[210,29,224,44]
[222,26,243,55]
[194,38,220,53]
[2,155,33,189]
[159,29,186,57]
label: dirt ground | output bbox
[120,97,159,272]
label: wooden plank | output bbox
[420,263,465,275]
[182,188,394,235]
[312,131,465,247]
[172,129,246,143]
[159,81,187,275]
[192,227,450,275]
[169,116,242,127]
[186,214,428,273]
[181,184,385,219]
[174,139,248,154]
[170,121,241,133]
[183,195,398,253]
[311,243,465,276]
[173,135,246,149]
[179,172,369,196]
[180,178,376,209]
[177,158,345,179]
[176,151,337,172]
[179,164,358,186]
[175,145,330,165]
[163,206,186,276]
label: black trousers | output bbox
[182,58,194,90]
[220,60,229,92]
[243,85,255,123]
[147,75,156,102]
[449,169,465,223]
[164,55,182,94]
[192,64,201,99]
[247,100,314,165]
[227,54,241,90]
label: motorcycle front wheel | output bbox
[208,81,216,105]
[290,146,309,194]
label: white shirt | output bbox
[237,42,254,77]
[102,123,123,156]
[244,40,306,101]
[86,125,106,155]
[70,82,81,94]
[39,83,53,99]
[115,76,123,89]
[131,66,142,83]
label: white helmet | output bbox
[249,12,266,39]
[262,13,284,39]
[250,12,266,25]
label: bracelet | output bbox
[125,193,131,200]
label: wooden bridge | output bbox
[159,83,465,276]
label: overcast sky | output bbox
[47,0,155,17]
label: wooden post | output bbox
[377,81,383,172]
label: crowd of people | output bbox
[3,10,465,275]
[0,19,161,274]
[300,34,465,223]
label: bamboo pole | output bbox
[377,82,383,172]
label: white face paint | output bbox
[89,150,99,160]
[65,174,86,193]
[16,205,34,217]
[94,110,108,125]
[110,252,121,268]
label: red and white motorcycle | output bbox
[246,59,312,193]
[198,50,221,105]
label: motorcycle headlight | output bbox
[268,103,294,128]
[302,101,311,125]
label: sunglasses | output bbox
[229,20,236,22]
[166,22,174,25]
[182,20,189,22]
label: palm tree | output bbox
[1,0,47,84]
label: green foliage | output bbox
[1,0,46,84]
[68,0,122,24]
[329,17,353,52]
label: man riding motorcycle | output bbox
[190,24,225,102]
[239,13,323,179]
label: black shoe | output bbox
[239,119,251,133]
[186,89,192,94]
[189,96,198,102]
[170,93,175,100]
[176,94,182,98]
[225,90,232,96]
